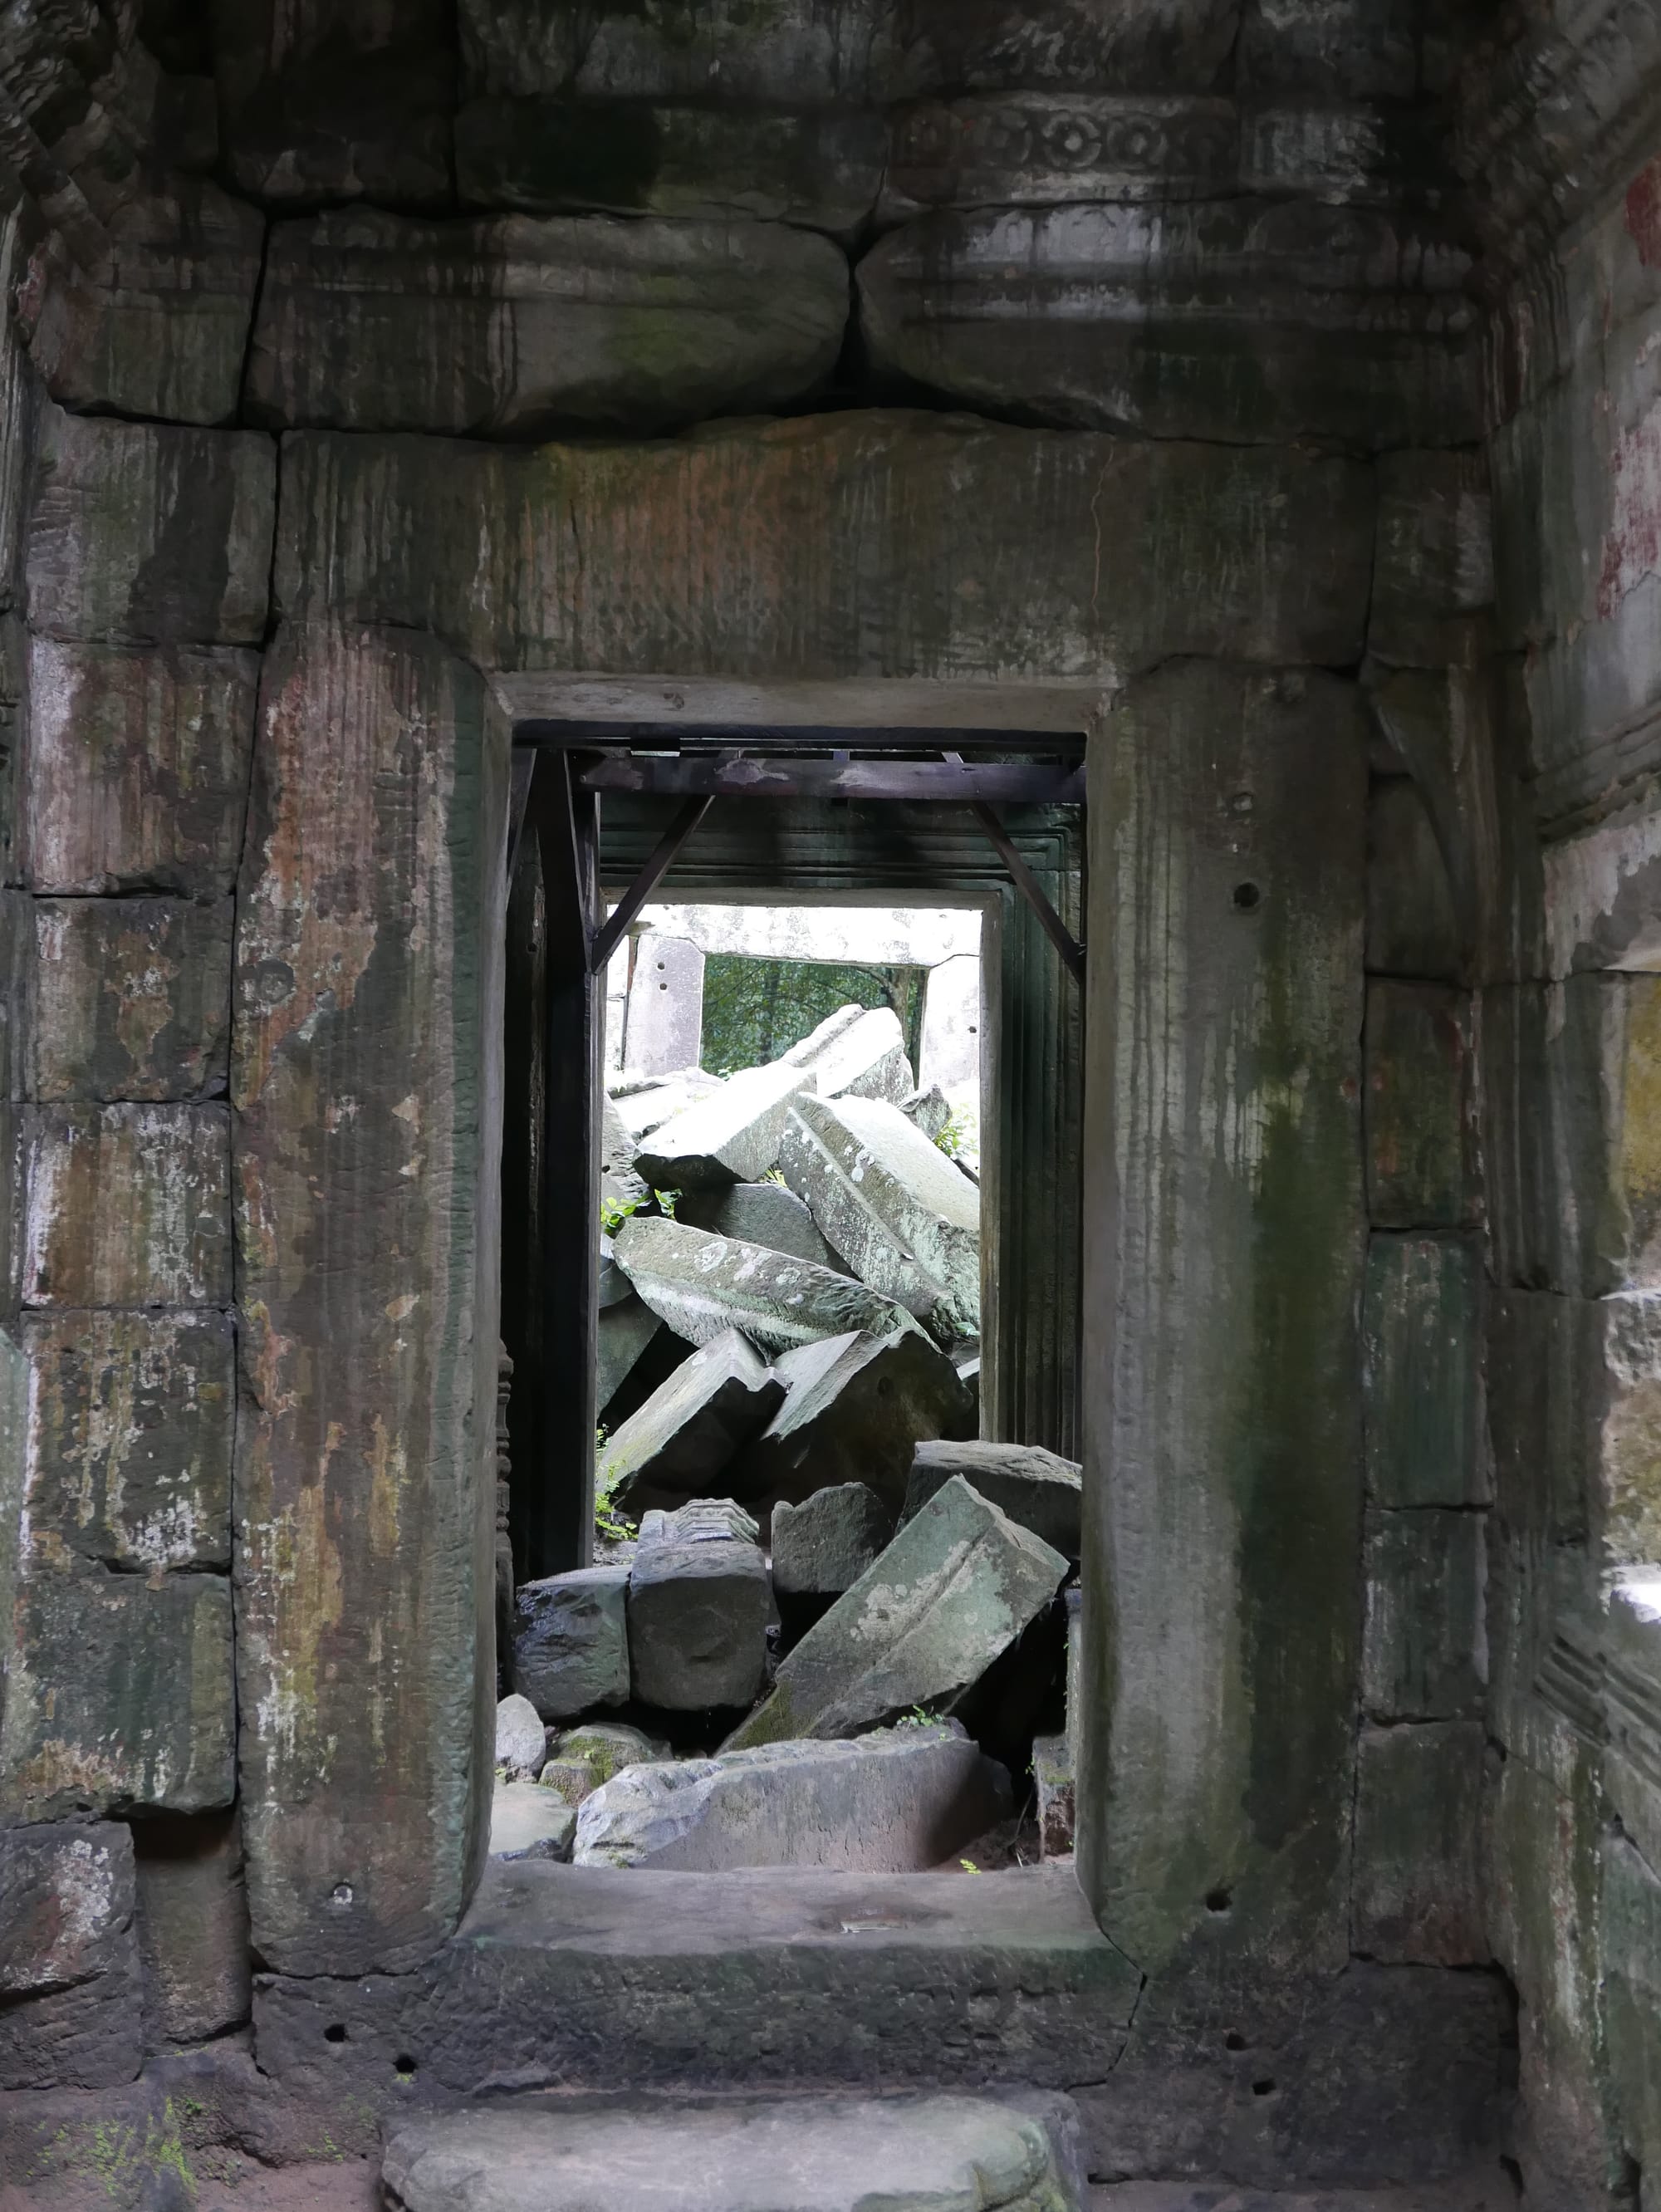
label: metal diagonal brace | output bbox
[588,795,713,975]
[970,801,1085,983]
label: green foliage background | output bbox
[700,957,926,1075]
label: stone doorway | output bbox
[494,734,1087,1877]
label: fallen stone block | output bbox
[904,1440,1084,1563]
[628,1499,770,1711]
[596,1296,669,1418]
[634,1062,815,1188]
[575,1723,1011,1873]
[600,1328,784,1521]
[901,1083,953,1141]
[490,1782,576,1863]
[598,1234,631,1307]
[608,1067,722,1140]
[771,1482,894,1598]
[677,1179,849,1273]
[1032,1734,1075,1861]
[384,2092,1085,2212]
[779,1093,980,1343]
[539,1723,671,1810]
[614,1215,913,1356]
[495,1694,547,1779]
[512,1567,631,1720]
[781,1003,914,1102]
[726,1475,1068,1749]
[737,1327,975,1518]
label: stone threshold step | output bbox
[385,2090,1085,2211]
[255,1863,1140,2099]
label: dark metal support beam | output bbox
[520,721,1085,758]
[971,800,1085,983]
[588,795,713,976]
[578,758,1084,803]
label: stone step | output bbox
[253,1861,1138,2100]
[384,2089,1085,2211]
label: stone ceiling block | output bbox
[859,202,1480,450]
[247,211,850,437]
[27,411,276,646]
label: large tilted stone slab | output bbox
[600,1328,784,1520]
[574,1724,1010,1872]
[512,1566,631,1719]
[596,1295,664,1415]
[677,1180,847,1273]
[627,1500,770,1710]
[771,1482,893,1597]
[736,1327,975,1518]
[609,1068,722,1140]
[905,1440,1083,1562]
[727,1475,1067,1749]
[489,1783,576,1865]
[613,1215,912,1355]
[781,1003,914,1103]
[633,1062,815,1187]
[384,2092,1085,2212]
[248,210,850,436]
[780,1093,981,1343]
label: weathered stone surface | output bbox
[20,1309,233,1571]
[456,98,885,233]
[729,1476,1067,1749]
[902,1083,953,1141]
[1369,452,1494,669]
[1034,1733,1075,1861]
[771,1481,894,1598]
[634,1062,816,1188]
[27,410,275,645]
[18,639,259,896]
[0,1821,142,2089]
[0,1571,235,1818]
[609,1067,722,1140]
[677,1179,847,1272]
[495,1694,547,1779]
[575,1724,1011,1873]
[623,930,704,1077]
[384,2092,1083,2212]
[597,1234,630,1307]
[782,1003,914,1103]
[489,1782,576,1863]
[1351,1723,1487,1966]
[27,896,233,1101]
[614,1215,912,1355]
[539,1723,670,1807]
[1361,1508,1486,1722]
[600,1327,784,1519]
[1365,778,1463,984]
[21,1103,231,1307]
[596,1295,667,1415]
[1361,1236,1486,1507]
[859,204,1478,450]
[213,0,454,207]
[17,184,265,426]
[276,416,1376,679]
[233,626,507,1978]
[627,1498,770,1710]
[132,1809,252,2044]
[1080,662,1365,1976]
[919,956,982,1091]
[512,1566,630,1719]
[1364,980,1477,1229]
[781,1094,981,1344]
[737,1327,975,1518]
[905,1440,1083,1562]
[256,1855,1139,2094]
[248,211,850,437]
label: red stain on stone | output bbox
[1596,404,1661,621]
[1627,158,1661,266]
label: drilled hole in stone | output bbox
[394,2053,418,2079]
[324,2023,347,2044]
[1252,2078,1276,2097]
[1232,882,1262,912]
[1204,1887,1232,1914]
[1224,2031,1247,2051]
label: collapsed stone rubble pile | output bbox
[497,1003,1085,1873]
